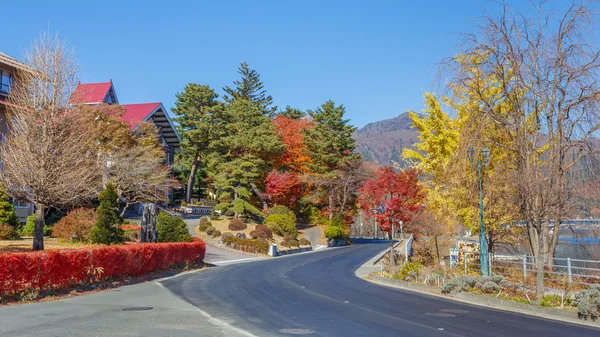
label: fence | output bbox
[458,249,600,286]
[405,234,414,262]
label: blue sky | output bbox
[4,0,512,128]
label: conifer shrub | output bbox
[156,212,193,243]
[0,183,19,230]
[205,226,216,236]
[222,235,269,254]
[51,208,96,243]
[21,215,52,237]
[221,232,234,242]
[250,224,272,239]
[574,285,600,321]
[264,214,297,238]
[90,184,124,245]
[299,238,311,246]
[0,224,17,240]
[228,219,248,231]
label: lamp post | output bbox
[468,146,491,276]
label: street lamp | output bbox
[468,146,491,276]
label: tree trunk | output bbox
[140,203,158,243]
[535,222,549,299]
[249,182,269,211]
[119,201,131,218]
[32,203,45,251]
[186,150,201,204]
[434,236,441,265]
[328,195,334,222]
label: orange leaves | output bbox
[272,115,314,173]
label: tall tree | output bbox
[172,84,224,203]
[277,105,306,120]
[3,32,102,250]
[272,115,314,174]
[223,62,275,116]
[211,99,283,213]
[304,101,358,219]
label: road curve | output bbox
[161,240,600,337]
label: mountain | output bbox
[353,112,419,167]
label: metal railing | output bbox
[459,250,600,286]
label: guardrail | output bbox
[459,250,600,286]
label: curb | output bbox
[355,253,600,329]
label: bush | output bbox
[264,214,297,238]
[205,226,216,236]
[156,212,193,243]
[0,239,206,295]
[441,276,478,294]
[299,238,311,246]
[90,185,124,245]
[21,215,52,237]
[222,235,269,254]
[0,184,19,230]
[574,285,600,321]
[221,232,234,242]
[307,205,328,225]
[51,208,97,243]
[324,216,345,240]
[250,224,273,239]
[393,262,423,281]
[0,223,18,240]
[198,222,212,232]
[440,275,507,295]
[199,217,209,225]
[211,230,222,238]
[181,201,187,207]
[228,219,248,231]
[411,240,436,266]
[540,294,565,308]
[124,229,141,242]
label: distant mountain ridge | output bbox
[353,112,419,167]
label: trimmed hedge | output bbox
[250,224,273,239]
[228,219,248,231]
[223,236,269,254]
[0,239,206,295]
[264,213,297,238]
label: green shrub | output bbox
[228,219,248,231]
[21,215,52,237]
[268,205,291,216]
[223,235,269,254]
[199,217,209,225]
[539,295,565,308]
[264,214,297,238]
[307,205,328,225]
[441,276,478,294]
[0,223,18,240]
[51,208,96,243]
[250,224,272,239]
[393,262,423,281]
[181,201,188,207]
[324,216,346,240]
[198,223,210,232]
[211,230,222,238]
[205,226,216,236]
[156,212,193,243]
[299,238,311,246]
[0,183,19,230]
[90,184,124,245]
[574,285,600,321]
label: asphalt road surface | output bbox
[162,240,600,337]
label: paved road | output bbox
[162,240,600,337]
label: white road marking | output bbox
[210,258,260,265]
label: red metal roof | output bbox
[121,102,162,129]
[69,81,112,104]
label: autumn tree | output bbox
[272,114,313,173]
[172,84,224,203]
[2,32,102,250]
[448,2,600,297]
[265,171,302,209]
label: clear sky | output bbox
[4,0,514,128]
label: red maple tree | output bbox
[358,167,424,232]
[265,170,302,209]
[272,115,314,173]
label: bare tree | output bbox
[448,1,600,297]
[3,32,102,250]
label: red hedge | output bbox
[0,238,206,295]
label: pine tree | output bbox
[277,106,306,120]
[211,99,283,214]
[223,62,275,115]
[0,182,19,229]
[304,100,358,174]
[91,184,124,245]
[172,84,224,203]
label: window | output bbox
[12,197,29,208]
[0,69,12,95]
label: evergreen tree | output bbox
[172,84,224,203]
[304,100,358,173]
[277,106,306,120]
[223,62,275,116]
[0,182,19,229]
[211,99,283,214]
[91,184,124,245]
[156,212,193,242]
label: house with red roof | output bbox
[69,80,181,166]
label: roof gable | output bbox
[122,102,180,148]
[69,81,118,105]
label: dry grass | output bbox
[0,237,99,253]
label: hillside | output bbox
[353,112,419,167]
